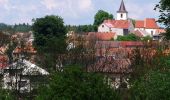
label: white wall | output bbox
[135,28,145,31]
[117,13,128,20]
[145,29,157,36]
[111,28,124,36]
[98,24,110,32]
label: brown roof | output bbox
[87,57,132,74]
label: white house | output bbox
[98,0,134,36]
[134,18,166,40]
[2,59,49,93]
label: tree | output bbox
[130,70,170,100]
[0,89,14,100]
[36,65,120,100]
[94,10,114,31]
[141,36,152,41]
[155,0,170,39]
[32,15,67,71]
[117,34,140,41]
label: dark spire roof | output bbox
[117,0,128,13]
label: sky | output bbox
[0,0,160,25]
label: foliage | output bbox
[155,0,170,39]
[131,71,170,100]
[36,65,120,100]
[141,36,152,41]
[0,23,31,33]
[130,55,170,100]
[117,34,140,41]
[32,15,67,71]
[66,24,95,33]
[94,10,114,30]
[13,23,31,32]
[0,89,14,100]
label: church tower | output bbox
[117,0,128,20]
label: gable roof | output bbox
[135,18,159,29]
[117,0,128,13]
[103,20,130,29]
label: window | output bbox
[151,31,153,36]
[121,14,123,18]
[109,28,112,32]
[102,25,104,28]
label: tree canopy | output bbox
[32,15,67,71]
[93,10,114,30]
[155,0,170,39]
[32,15,67,53]
[36,65,120,100]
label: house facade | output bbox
[135,18,163,37]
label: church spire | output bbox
[117,0,128,13]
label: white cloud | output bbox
[0,0,8,5]
[126,2,159,20]
[41,0,57,10]
[41,0,94,19]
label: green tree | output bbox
[36,65,120,100]
[130,71,170,100]
[0,89,14,100]
[94,10,114,31]
[32,15,67,71]
[117,34,140,41]
[155,0,170,39]
[141,35,152,41]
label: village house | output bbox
[134,18,165,40]
[2,59,49,93]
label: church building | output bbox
[98,0,165,40]
[98,0,134,36]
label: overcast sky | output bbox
[0,0,160,25]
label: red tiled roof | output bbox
[87,32,116,41]
[145,18,159,29]
[104,20,130,29]
[135,20,144,28]
[0,56,8,69]
[135,18,159,29]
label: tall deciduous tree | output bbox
[32,15,67,71]
[93,10,114,31]
[155,0,170,39]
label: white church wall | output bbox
[117,13,128,20]
[98,24,110,32]
[111,28,124,36]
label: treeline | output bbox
[0,23,32,33]
[66,25,96,33]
